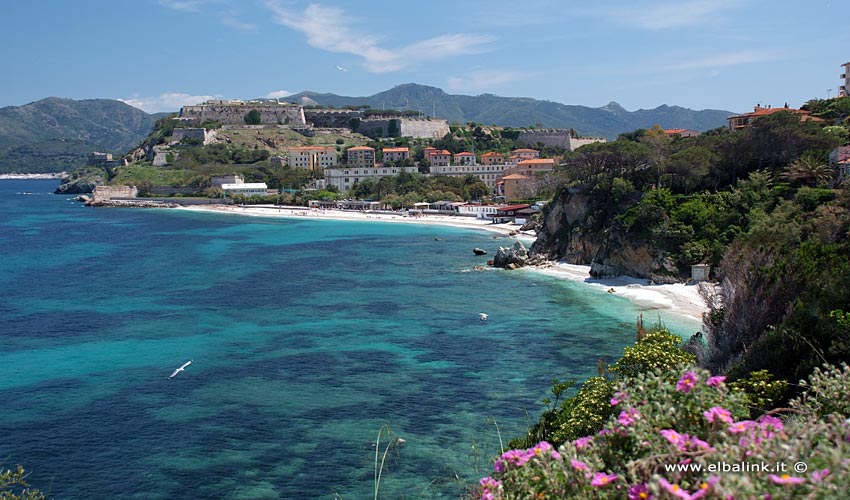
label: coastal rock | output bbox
[590,229,681,284]
[473,247,487,255]
[493,241,529,269]
[54,174,105,194]
[529,190,601,264]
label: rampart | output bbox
[92,185,138,202]
[517,129,607,150]
[180,103,306,125]
[357,118,450,139]
[517,129,571,149]
[304,109,363,128]
[171,128,216,145]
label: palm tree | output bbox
[780,157,834,187]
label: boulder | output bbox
[473,248,487,255]
[493,241,529,269]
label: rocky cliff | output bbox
[530,189,685,283]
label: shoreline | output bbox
[0,172,67,180]
[523,262,709,324]
[178,203,709,324]
[178,203,535,237]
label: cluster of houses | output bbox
[267,145,559,200]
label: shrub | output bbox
[481,364,850,499]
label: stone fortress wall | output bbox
[517,129,606,151]
[180,101,306,126]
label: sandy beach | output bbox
[524,262,710,323]
[180,203,709,324]
[179,203,535,237]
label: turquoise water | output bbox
[0,180,701,499]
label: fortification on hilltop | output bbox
[517,129,606,151]
[180,100,307,125]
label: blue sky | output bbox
[1,0,848,115]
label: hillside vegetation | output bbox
[0,97,160,173]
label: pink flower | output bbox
[590,472,617,487]
[758,415,784,432]
[812,469,830,481]
[676,371,699,393]
[618,407,640,426]
[659,478,693,499]
[570,459,589,472]
[660,429,687,448]
[706,375,726,387]
[479,477,502,500]
[768,474,805,485]
[689,436,711,450]
[610,396,620,406]
[628,483,651,500]
[573,436,592,449]
[704,406,733,424]
[728,420,755,434]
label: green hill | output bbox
[0,97,161,173]
[288,83,735,138]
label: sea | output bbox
[0,179,701,499]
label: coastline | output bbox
[178,203,709,324]
[178,203,535,237]
[0,172,67,180]
[523,262,709,324]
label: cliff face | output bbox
[530,190,684,283]
[530,190,601,263]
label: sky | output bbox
[1,0,848,115]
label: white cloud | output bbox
[158,0,208,12]
[664,49,780,70]
[118,92,223,113]
[264,1,495,73]
[601,0,740,30]
[265,90,293,99]
[446,70,525,94]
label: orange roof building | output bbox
[727,105,823,130]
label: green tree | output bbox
[0,465,45,500]
[780,156,834,187]
[244,109,261,125]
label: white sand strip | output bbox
[525,262,709,323]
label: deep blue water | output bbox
[0,179,700,499]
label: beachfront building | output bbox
[429,162,508,191]
[346,146,376,168]
[501,173,530,201]
[382,147,409,162]
[323,164,419,192]
[457,203,501,219]
[727,105,822,130]
[289,146,338,172]
[221,182,269,197]
[510,148,540,160]
[454,152,476,165]
[840,61,850,97]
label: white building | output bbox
[222,182,269,197]
[429,163,508,191]
[323,166,419,192]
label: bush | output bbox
[481,364,850,499]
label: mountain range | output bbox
[0,84,736,173]
[287,84,735,139]
[0,98,163,173]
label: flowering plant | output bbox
[481,364,850,499]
